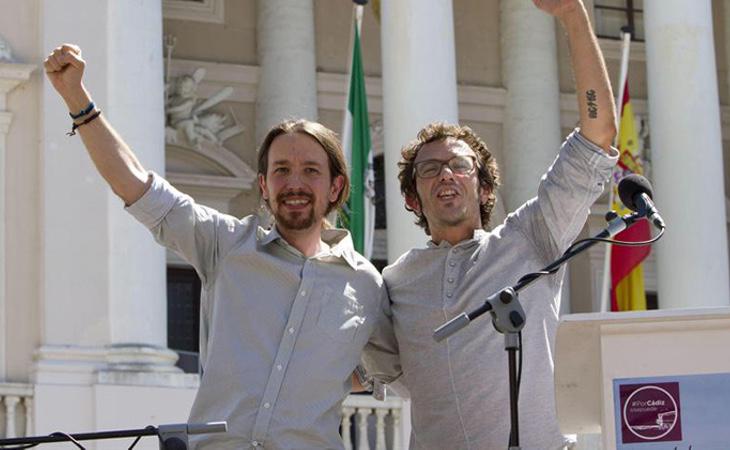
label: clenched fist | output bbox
[44,44,90,111]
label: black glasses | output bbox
[414,155,477,178]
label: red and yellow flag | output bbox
[610,80,651,311]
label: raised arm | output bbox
[534,0,617,151]
[44,44,150,205]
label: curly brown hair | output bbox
[257,119,350,216]
[398,122,500,235]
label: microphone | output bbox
[618,174,666,230]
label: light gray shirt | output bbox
[127,173,386,450]
[363,130,618,450]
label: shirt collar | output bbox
[426,228,488,249]
[258,225,359,270]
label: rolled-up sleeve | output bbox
[512,129,618,262]
[360,286,402,385]
[125,171,241,283]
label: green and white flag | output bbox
[342,7,375,259]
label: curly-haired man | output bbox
[363,0,619,448]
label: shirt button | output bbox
[276,364,283,371]
[449,261,456,267]
[251,441,259,447]
[300,291,306,296]
[288,327,295,334]
[264,402,271,409]
[447,277,454,283]
[446,293,453,298]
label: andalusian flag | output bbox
[610,80,651,311]
[342,7,375,258]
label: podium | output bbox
[554,307,730,449]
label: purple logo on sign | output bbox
[620,382,682,443]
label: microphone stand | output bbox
[0,421,227,449]
[434,211,645,450]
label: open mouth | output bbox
[278,192,314,209]
[436,187,459,200]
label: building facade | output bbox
[0,0,729,448]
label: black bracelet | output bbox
[69,101,95,119]
[67,110,102,136]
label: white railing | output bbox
[341,394,409,450]
[0,383,33,439]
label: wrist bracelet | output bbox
[69,101,95,119]
[67,110,102,136]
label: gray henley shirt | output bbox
[363,130,618,450]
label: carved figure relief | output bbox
[165,67,244,147]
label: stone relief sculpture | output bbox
[0,35,15,62]
[165,67,244,147]
[163,35,243,148]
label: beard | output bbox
[273,191,319,231]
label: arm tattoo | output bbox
[586,89,598,119]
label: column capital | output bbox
[0,63,36,110]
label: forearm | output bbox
[559,4,617,151]
[62,86,150,205]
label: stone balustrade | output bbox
[0,383,33,439]
[341,394,408,450]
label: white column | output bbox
[36,0,177,384]
[0,62,35,380]
[255,0,318,144]
[644,0,730,308]
[500,0,562,211]
[381,0,459,261]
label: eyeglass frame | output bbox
[413,154,478,179]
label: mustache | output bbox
[276,190,314,203]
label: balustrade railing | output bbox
[341,394,408,450]
[0,384,410,447]
[0,383,33,439]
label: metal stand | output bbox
[0,421,227,449]
[506,332,520,450]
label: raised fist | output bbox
[44,44,86,99]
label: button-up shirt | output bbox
[127,173,386,450]
[363,130,618,450]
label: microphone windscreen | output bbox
[618,174,654,211]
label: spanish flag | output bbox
[610,80,651,311]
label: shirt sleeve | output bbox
[125,171,246,283]
[359,284,403,387]
[509,129,619,263]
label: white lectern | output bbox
[554,307,730,449]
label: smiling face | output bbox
[258,132,344,233]
[407,137,489,242]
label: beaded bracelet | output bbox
[67,110,102,136]
[69,101,95,119]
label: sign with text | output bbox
[614,374,730,449]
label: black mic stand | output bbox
[0,421,227,449]
[434,211,644,450]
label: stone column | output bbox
[0,61,35,379]
[255,0,318,144]
[644,0,730,308]
[500,0,562,211]
[35,0,178,384]
[380,0,460,261]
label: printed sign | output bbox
[619,382,681,443]
[614,373,730,449]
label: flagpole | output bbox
[598,28,632,313]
